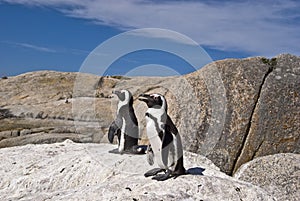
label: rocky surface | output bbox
[0,140,277,200]
[234,153,300,201]
[183,56,271,175]
[0,54,299,175]
[233,55,300,172]
[0,71,114,147]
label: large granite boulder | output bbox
[182,57,271,175]
[233,54,300,172]
[234,153,300,201]
[0,140,276,200]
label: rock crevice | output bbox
[232,58,275,174]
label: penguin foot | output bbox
[144,168,164,177]
[130,145,147,154]
[108,148,120,154]
[152,170,171,181]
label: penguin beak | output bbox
[112,90,120,95]
[138,94,150,102]
[112,90,121,98]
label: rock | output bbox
[182,57,271,175]
[0,54,299,176]
[11,130,20,137]
[0,131,12,140]
[20,129,31,136]
[0,133,85,148]
[234,153,300,201]
[0,141,276,200]
[233,54,300,173]
[0,108,15,119]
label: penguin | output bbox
[108,89,146,154]
[138,93,186,181]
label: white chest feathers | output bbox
[118,117,126,152]
[145,108,177,170]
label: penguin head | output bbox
[112,89,133,106]
[138,93,167,111]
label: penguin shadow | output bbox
[186,167,205,176]
[108,148,121,154]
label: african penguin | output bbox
[138,93,186,181]
[108,89,146,154]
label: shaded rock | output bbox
[20,129,31,136]
[0,141,276,201]
[234,153,300,201]
[233,54,300,172]
[0,108,15,119]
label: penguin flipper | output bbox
[108,121,120,143]
[166,115,178,135]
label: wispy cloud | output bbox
[2,0,300,56]
[2,41,57,53]
[16,42,57,53]
[1,41,92,55]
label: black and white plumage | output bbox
[138,93,186,181]
[108,89,145,154]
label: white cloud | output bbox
[2,0,300,57]
[127,28,198,46]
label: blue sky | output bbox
[0,0,299,77]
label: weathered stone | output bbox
[233,54,300,172]
[20,129,31,136]
[234,153,300,201]
[31,127,55,133]
[0,55,299,176]
[0,108,14,119]
[182,57,271,175]
[0,141,276,201]
[0,131,12,140]
[11,130,20,137]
